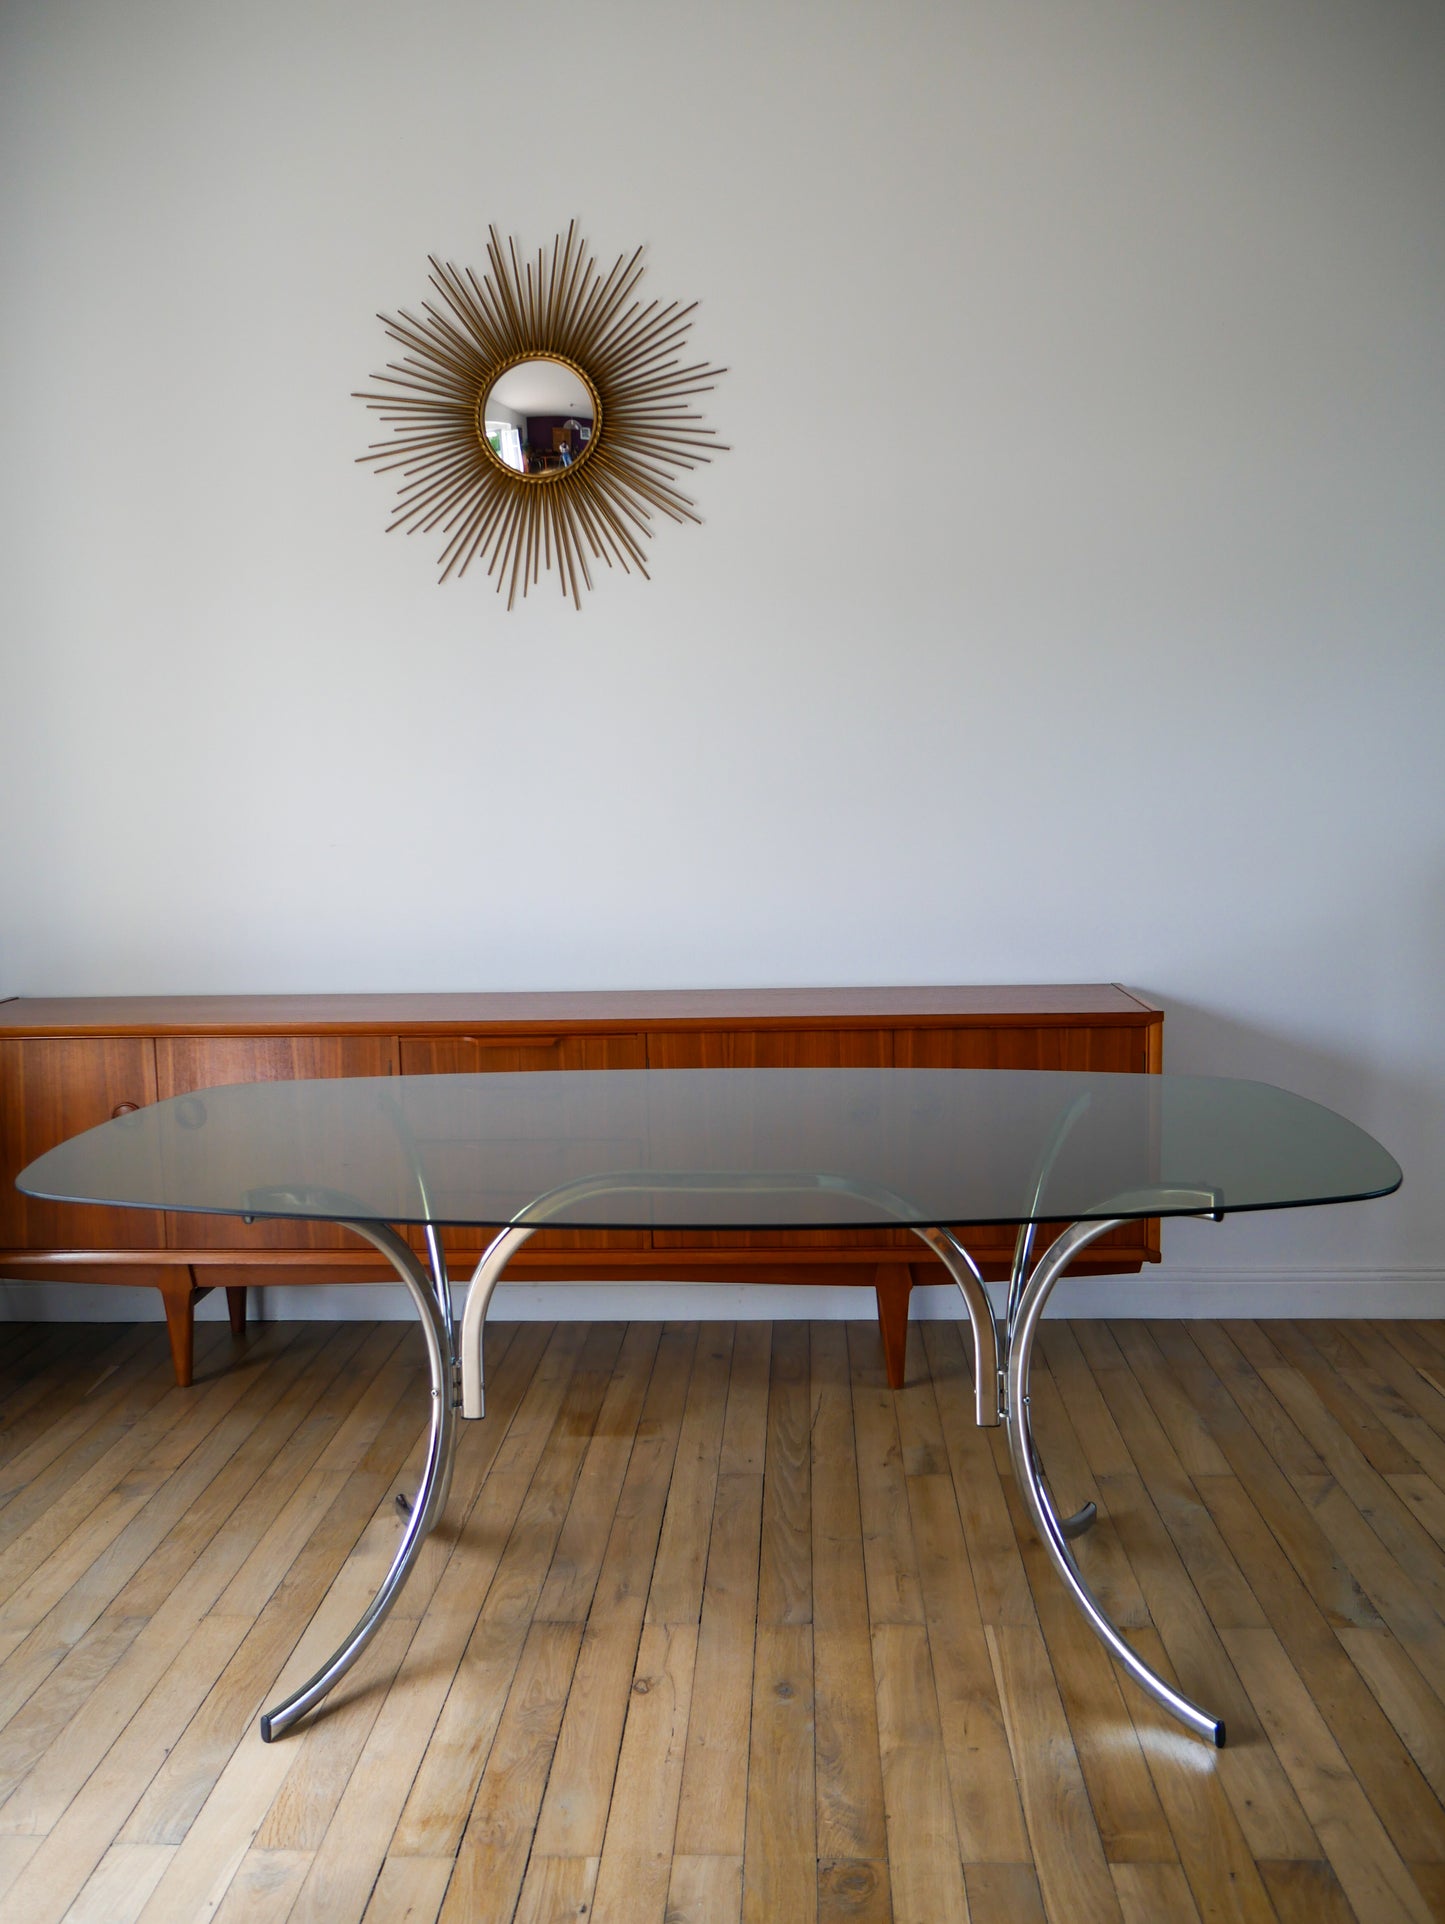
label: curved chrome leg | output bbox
[1028,1433,1098,1537]
[420,1223,457,1524]
[1057,1496,1098,1539]
[259,1220,455,1743]
[1008,1215,1226,1747]
[460,1224,538,1419]
[911,1225,1001,1426]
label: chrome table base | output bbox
[260,1189,1226,1749]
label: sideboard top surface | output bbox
[0,985,1162,1038]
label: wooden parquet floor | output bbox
[0,1313,1443,1922]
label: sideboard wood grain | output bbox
[0,986,1163,1389]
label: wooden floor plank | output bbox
[1122,1627,1281,1924]
[921,1319,1034,1627]
[529,1325,698,1862]
[1131,1323,1382,1634]
[0,1327,182,1453]
[1077,1348,1266,1634]
[672,1471,763,1859]
[63,1840,177,1923]
[588,1620,695,1924]
[1102,1481,1322,1865]
[1,1317,1442,1924]
[0,1324,401,1835]
[209,1848,315,1924]
[809,1322,887,1867]
[1111,1860,1202,1922]
[1177,1339,1445,1716]
[742,1622,816,1924]
[1223,1624,1438,1922]
[1196,1471,1445,1865]
[0,1327,166,1516]
[965,1860,1047,1924]
[1319,1324,1445,1479]
[717,1323,771,1477]
[0,1325,298,1633]
[279,1338,573,1922]
[122,1349,431,1847]
[871,1621,968,1923]
[436,1620,583,1924]
[905,1470,1030,1864]
[1262,1322,1421,1474]
[1256,1857,1360,1924]
[1337,1624,1445,1806]
[848,1324,922,1627]
[2,1614,253,1924]
[757,1321,811,1627]
[666,1854,741,1924]
[1202,1324,1445,1637]
[512,1853,599,1924]
[0,1830,42,1903]
[389,1321,597,1860]
[644,1324,733,1627]
[534,1321,660,1624]
[816,1856,891,1923]
[985,1620,1123,1922]
[995,1463,1177,1866]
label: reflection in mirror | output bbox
[481,357,597,478]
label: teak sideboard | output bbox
[0,986,1163,1389]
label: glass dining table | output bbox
[17,1067,1400,1750]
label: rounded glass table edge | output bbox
[45,1184,1400,1234]
[14,1067,1404,1233]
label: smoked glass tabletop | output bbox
[16,1070,1401,1232]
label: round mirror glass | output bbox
[479,356,599,479]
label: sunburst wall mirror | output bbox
[355,223,727,607]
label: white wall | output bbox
[3,0,1443,1311]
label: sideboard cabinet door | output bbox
[154,1036,400,1251]
[0,1037,163,1250]
[892,1024,1150,1073]
[892,1023,1158,1262]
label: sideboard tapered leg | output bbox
[158,1272,198,1387]
[874,1263,914,1389]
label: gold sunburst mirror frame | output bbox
[355,223,728,607]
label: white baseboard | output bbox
[3,1271,1442,1323]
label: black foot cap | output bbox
[260,1714,274,1743]
[1213,1720,1227,1748]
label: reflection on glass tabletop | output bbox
[16,1070,1401,1233]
